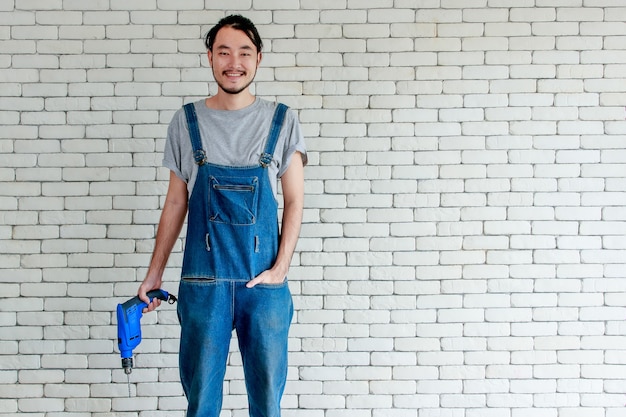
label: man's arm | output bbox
[247,152,305,288]
[138,171,188,310]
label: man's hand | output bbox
[246,268,287,288]
[138,277,163,313]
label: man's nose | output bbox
[233,58,247,69]
[227,54,241,67]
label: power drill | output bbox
[116,289,177,396]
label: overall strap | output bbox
[183,103,207,166]
[259,103,288,168]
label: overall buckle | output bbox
[259,152,272,168]
[194,150,207,166]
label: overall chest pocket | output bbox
[208,175,259,225]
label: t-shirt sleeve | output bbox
[278,108,308,178]
[162,109,188,183]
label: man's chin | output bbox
[221,86,249,95]
[217,80,254,95]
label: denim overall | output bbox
[177,102,293,417]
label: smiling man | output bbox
[136,15,307,417]
[209,26,259,96]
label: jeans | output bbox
[177,278,293,417]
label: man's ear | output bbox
[257,52,262,68]
[207,50,213,67]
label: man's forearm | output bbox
[146,197,188,278]
[246,151,304,288]
[272,198,304,278]
[139,172,188,300]
[271,152,305,279]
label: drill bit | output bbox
[122,357,133,397]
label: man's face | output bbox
[208,26,262,95]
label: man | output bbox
[137,14,307,417]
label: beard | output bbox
[213,69,256,95]
[217,79,254,95]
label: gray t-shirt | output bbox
[163,98,307,199]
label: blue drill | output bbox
[116,289,176,396]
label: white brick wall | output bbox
[1,1,626,416]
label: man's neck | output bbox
[205,90,256,111]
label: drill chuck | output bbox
[122,357,133,374]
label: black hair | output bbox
[204,14,263,53]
